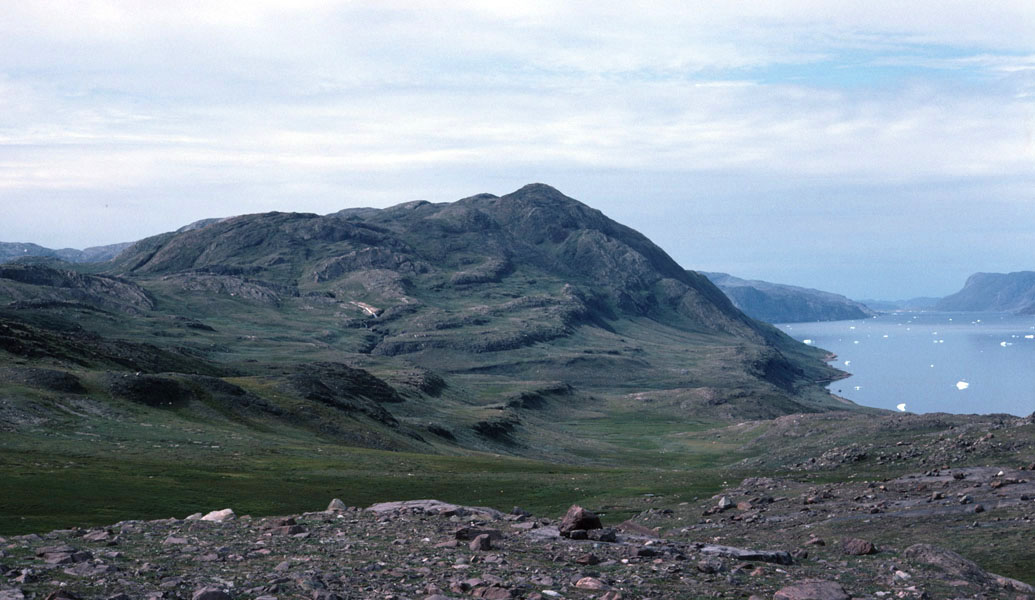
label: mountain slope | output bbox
[4,184,847,464]
[935,271,1035,313]
[704,272,876,323]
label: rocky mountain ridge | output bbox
[935,271,1035,314]
[703,273,876,323]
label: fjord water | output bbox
[780,312,1035,416]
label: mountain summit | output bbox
[112,183,765,343]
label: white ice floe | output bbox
[956,381,970,390]
[843,360,851,366]
[882,334,889,338]
[896,403,907,412]
[802,339,813,345]
[1000,341,1012,347]
[853,385,861,391]
[1026,335,1034,339]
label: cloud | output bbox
[1,1,1033,297]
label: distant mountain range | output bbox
[0,241,132,265]
[704,272,876,323]
[855,297,940,312]
[936,271,1035,314]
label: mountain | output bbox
[857,297,940,311]
[935,271,1035,313]
[704,272,876,323]
[0,183,859,534]
[2,184,847,449]
[0,241,133,264]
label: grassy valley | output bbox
[2,185,1033,595]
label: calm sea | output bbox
[779,312,1035,417]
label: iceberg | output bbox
[956,381,970,390]
[896,403,907,412]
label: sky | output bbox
[1,1,1033,300]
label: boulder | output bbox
[454,527,503,541]
[326,498,348,512]
[902,544,993,585]
[575,577,607,590]
[191,587,232,600]
[699,544,793,565]
[200,509,235,523]
[773,580,850,600]
[586,528,617,542]
[469,534,493,551]
[840,538,876,555]
[558,505,602,537]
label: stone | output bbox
[576,553,600,565]
[773,580,850,600]
[699,544,793,565]
[716,496,734,511]
[454,527,503,541]
[43,591,81,600]
[840,538,876,555]
[600,592,622,600]
[617,520,658,537]
[575,577,607,590]
[469,534,492,551]
[82,530,111,542]
[902,544,995,585]
[0,590,25,600]
[472,586,511,599]
[191,586,231,600]
[559,505,602,537]
[200,509,235,523]
[326,498,348,512]
[367,499,504,520]
[35,544,78,557]
[697,559,723,574]
[586,528,617,543]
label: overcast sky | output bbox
[2,1,1033,299]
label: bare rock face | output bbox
[558,505,602,538]
[773,580,850,600]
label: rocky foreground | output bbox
[2,465,1034,600]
